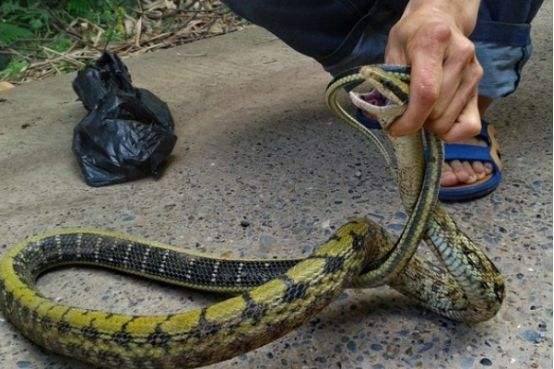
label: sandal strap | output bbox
[444,143,497,168]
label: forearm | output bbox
[402,0,480,35]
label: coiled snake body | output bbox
[0,65,504,369]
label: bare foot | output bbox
[440,136,495,187]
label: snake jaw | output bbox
[349,65,410,129]
[349,90,407,128]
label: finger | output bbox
[428,37,476,123]
[389,23,451,137]
[427,61,483,138]
[441,92,481,142]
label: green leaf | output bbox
[0,57,28,82]
[66,0,92,17]
[0,22,32,46]
[29,18,43,30]
[49,36,72,53]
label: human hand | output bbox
[385,0,482,142]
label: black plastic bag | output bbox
[72,52,177,187]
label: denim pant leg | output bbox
[470,0,544,99]
[223,0,544,98]
[222,0,403,74]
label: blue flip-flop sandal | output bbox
[354,110,502,202]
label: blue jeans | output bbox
[223,0,543,99]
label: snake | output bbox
[0,65,504,369]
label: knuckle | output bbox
[459,118,481,137]
[468,119,482,136]
[424,22,452,42]
[416,84,439,104]
[458,40,476,59]
[389,24,402,39]
[473,63,484,80]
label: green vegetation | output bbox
[0,1,244,83]
[0,0,135,82]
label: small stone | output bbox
[516,273,524,279]
[370,343,383,351]
[16,362,31,369]
[346,340,357,352]
[354,171,362,178]
[259,234,276,247]
[387,223,405,232]
[418,342,434,353]
[394,211,407,220]
[519,329,543,343]
[240,220,250,228]
[122,213,135,221]
[479,358,493,366]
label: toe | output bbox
[462,161,477,183]
[484,162,493,174]
[472,161,486,179]
[451,160,470,183]
[441,162,459,186]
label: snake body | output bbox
[0,65,504,369]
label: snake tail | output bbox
[0,221,377,369]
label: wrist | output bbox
[402,0,480,35]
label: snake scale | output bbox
[0,65,504,369]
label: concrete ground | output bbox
[0,3,551,369]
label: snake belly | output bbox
[0,64,505,369]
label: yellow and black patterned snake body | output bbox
[0,65,505,369]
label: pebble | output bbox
[479,358,493,366]
[346,341,357,352]
[394,211,407,220]
[259,234,276,247]
[418,342,434,353]
[239,220,250,228]
[16,362,31,369]
[122,213,135,221]
[387,223,405,232]
[519,329,543,343]
[370,343,383,351]
[320,220,331,229]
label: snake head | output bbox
[349,65,410,129]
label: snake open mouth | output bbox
[358,89,390,106]
[349,90,394,118]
